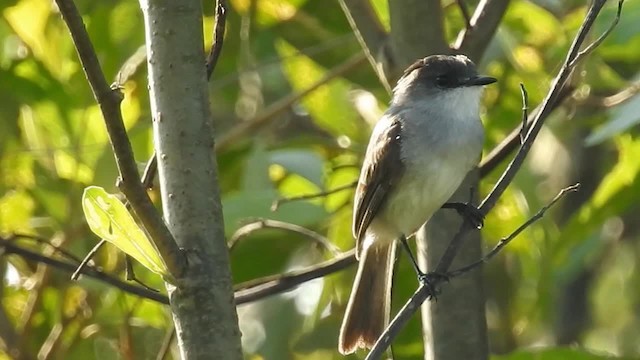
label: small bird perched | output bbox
[338,54,496,355]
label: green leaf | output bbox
[586,91,640,146]
[81,186,168,277]
[269,149,324,187]
[276,39,361,139]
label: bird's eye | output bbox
[435,75,449,87]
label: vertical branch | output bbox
[139,0,242,358]
[454,0,511,62]
[388,0,448,75]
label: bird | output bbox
[338,54,496,355]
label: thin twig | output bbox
[156,325,176,360]
[2,235,357,306]
[54,0,184,278]
[568,0,624,69]
[454,0,511,61]
[448,183,580,277]
[519,83,529,144]
[271,181,357,211]
[234,250,356,304]
[585,80,640,108]
[9,233,83,264]
[125,255,160,292]
[0,236,170,305]
[227,218,342,256]
[366,1,618,357]
[479,0,611,215]
[141,152,158,190]
[479,85,574,177]
[338,0,390,88]
[206,0,227,80]
[71,239,105,280]
[115,45,147,85]
[456,0,472,30]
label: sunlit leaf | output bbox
[81,186,169,277]
[586,92,640,146]
[269,149,324,187]
[276,39,360,138]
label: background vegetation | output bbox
[1,0,640,359]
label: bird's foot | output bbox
[417,272,449,301]
[442,202,484,229]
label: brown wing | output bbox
[353,116,404,257]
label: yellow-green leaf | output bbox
[82,186,168,276]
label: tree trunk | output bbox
[417,172,489,360]
[139,0,243,358]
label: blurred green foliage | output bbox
[1,0,640,359]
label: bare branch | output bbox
[54,0,184,278]
[338,0,387,57]
[206,0,228,80]
[71,239,105,281]
[2,235,357,307]
[141,152,158,190]
[9,233,83,264]
[338,0,389,88]
[479,0,612,214]
[227,218,342,256]
[454,0,511,62]
[479,85,574,177]
[234,250,356,304]
[156,325,175,360]
[388,0,448,73]
[0,236,170,305]
[448,184,580,277]
[271,181,357,211]
[456,0,472,30]
[519,83,529,144]
[569,0,624,68]
[586,81,640,107]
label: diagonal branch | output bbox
[271,180,357,211]
[54,0,184,278]
[234,250,356,304]
[0,236,170,304]
[1,235,357,307]
[338,0,387,58]
[479,85,574,177]
[453,0,511,62]
[338,0,389,87]
[206,0,228,79]
[227,218,342,255]
[448,184,580,277]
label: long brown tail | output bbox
[338,241,396,355]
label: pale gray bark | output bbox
[417,172,488,360]
[139,0,242,358]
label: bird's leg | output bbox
[399,234,424,279]
[441,202,484,229]
[399,234,448,300]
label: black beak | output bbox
[464,75,497,86]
